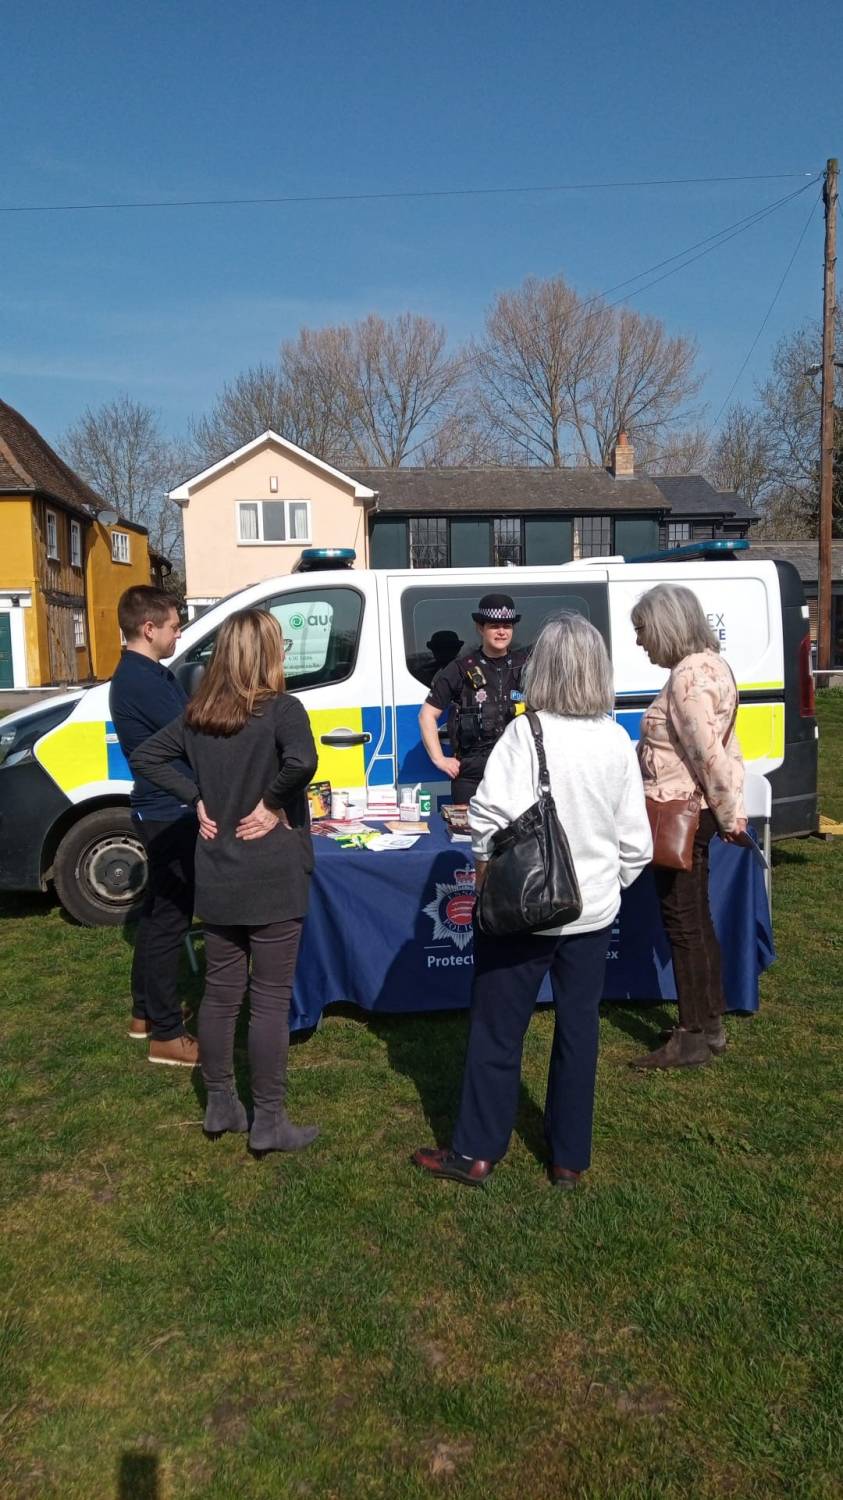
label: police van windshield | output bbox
[401,584,610,688]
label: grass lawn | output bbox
[1,696,841,1500]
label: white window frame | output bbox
[73,609,86,648]
[46,509,59,561]
[111,530,131,564]
[70,519,82,568]
[235,499,311,546]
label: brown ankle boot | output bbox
[630,1028,711,1071]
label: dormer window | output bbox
[111,531,131,564]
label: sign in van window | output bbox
[271,600,334,677]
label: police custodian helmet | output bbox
[472,592,521,625]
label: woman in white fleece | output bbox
[413,613,652,1191]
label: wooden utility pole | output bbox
[818,157,838,675]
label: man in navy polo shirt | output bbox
[110,587,198,1068]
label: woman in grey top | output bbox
[132,608,319,1155]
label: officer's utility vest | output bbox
[450,651,526,758]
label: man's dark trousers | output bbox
[452,922,612,1172]
[131,816,196,1040]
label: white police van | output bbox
[0,543,817,924]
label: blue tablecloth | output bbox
[291,815,774,1031]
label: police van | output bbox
[0,545,817,925]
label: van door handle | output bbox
[320,728,372,747]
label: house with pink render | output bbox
[170,432,377,618]
[172,429,758,619]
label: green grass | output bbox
[1,699,841,1499]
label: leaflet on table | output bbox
[366,832,421,851]
[312,818,372,835]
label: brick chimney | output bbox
[610,430,634,478]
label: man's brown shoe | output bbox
[129,1018,152,1040]
[550,1166,581,1190]
[412,1147,493,1186]
[148,1034,199,1068]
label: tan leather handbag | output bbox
[647,666,739,872]
[646,792,702,872]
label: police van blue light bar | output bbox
[293,548,356,573]
[626,539,750,564]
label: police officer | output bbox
[418,594,527,804]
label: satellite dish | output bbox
[97,508,120,526]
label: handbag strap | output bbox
[525,709,552,800]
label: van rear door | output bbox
[768,560,818,837]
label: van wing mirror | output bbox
[174,661,206,697]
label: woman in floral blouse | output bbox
[631,583,747,1070]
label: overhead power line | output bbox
[0,170,819,216]
[588,178,821,311]
[713,186,824,426]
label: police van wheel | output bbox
[53,809,148,927]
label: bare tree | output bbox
[754,319,843,536]
[707,403,769,509]
[189,363,291,466]
[60,395,186,561]
[280,327,358,461]
[637,425,712,476]
[586,308,702,464]
[472,276,606,466]
[345,313,466,467]
[191,313,467,471]
[473,275,701,468]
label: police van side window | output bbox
[181,587,364,692]
[401,584,610,686]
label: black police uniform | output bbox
[425,646,527,803]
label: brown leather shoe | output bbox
[412,1147,493,1186]
[129,1018,152,1040]
[550,1166,581,1190]
[630,1028,711,1071]
[148,1034,199,1068]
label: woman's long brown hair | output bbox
[185,609,286,735]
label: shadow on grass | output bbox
[0,890,58,921]
[369,1010,548,1166]
[118,1452,159,1499]
[601,1001,673,1049]
[771,845,810,867]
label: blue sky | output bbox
[2,0,840,448]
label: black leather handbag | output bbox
[475,711,582,938]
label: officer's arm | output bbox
[419,702,461,780]
[419,702,446,765]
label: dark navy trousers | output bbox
[452,921,613,1172]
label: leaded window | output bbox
[409,517,447,568]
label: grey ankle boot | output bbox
[248,1108,320,1155]
[659,1020,727,1055]
[203,1088,248,1136]
[629,1027,712,1071]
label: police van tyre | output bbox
[52,808,148,927]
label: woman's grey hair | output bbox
[631,583,719,666]
[524,612,614,717]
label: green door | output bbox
[0,614,13,690]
